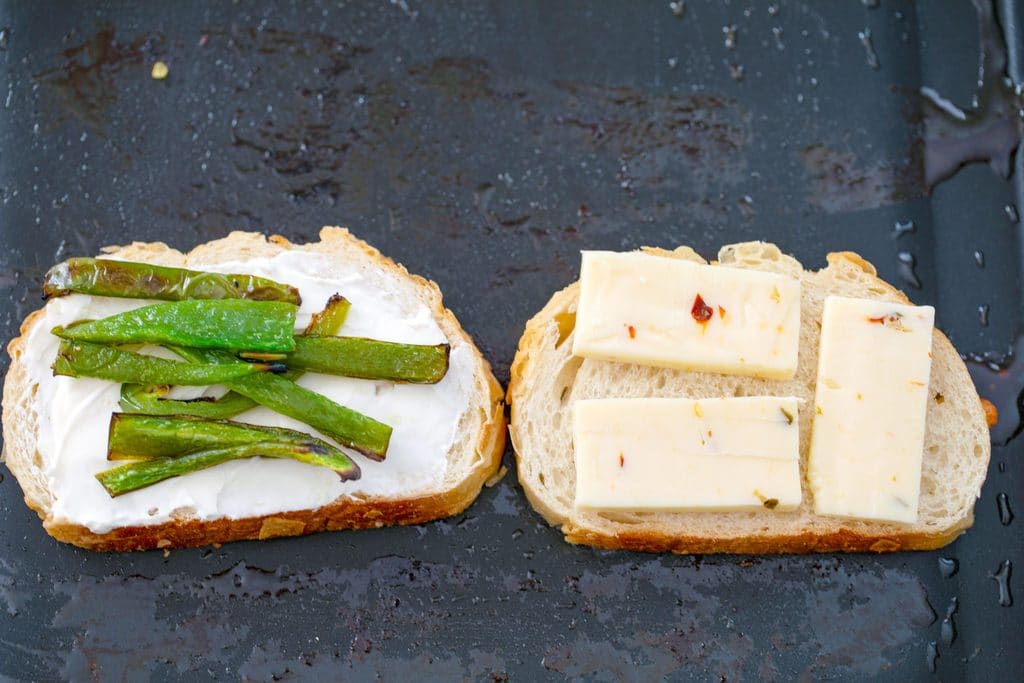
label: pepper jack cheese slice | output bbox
[572,251,801,379]
[807,296,935,524]
[573,397,802,512]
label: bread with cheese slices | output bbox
[508,242,991,553]
[3,228,506,551]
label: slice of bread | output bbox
[508,242,991,553]
[3,227,506,551]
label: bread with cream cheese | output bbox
[3,227,506,551]
[508,242,991,553]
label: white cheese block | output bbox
[573,397,802,512]
[807,296,935,524]
[572,251,801,379]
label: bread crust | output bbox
[509,245,989,554]
[3,228,506,552]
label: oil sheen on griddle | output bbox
[921,0,1024,188]
[926,0,1024,447]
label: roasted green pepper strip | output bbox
[96,441,360,497]
[287,337,450,383]
[227,375,391,459]
[304,294,351,335]
[53,340,281,385]
[118,384,258,419]
[107,413,350,460]
[53,299,298,353]
[43,257,301,304]
[118,295,351,418]
[174,346,392,460]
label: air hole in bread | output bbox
[538,472,546,486]
[554,312,576,348]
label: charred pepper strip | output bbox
[174,346,392,460]
[118,384,258,419]
[53,340,281,385]
[286,336,450,384]
[43,257,301,305]
[53,299,298,353]
[304,294,351,335]
[118,295,351,418]
[96,441,360,497]
[227,376,392,459]
[107,413,326,460]
[238,294,354,363]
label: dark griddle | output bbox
[1,1,1022,680]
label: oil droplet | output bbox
[893,219,916,237]
[991,559,1012,606]
[723,25,737,50]
[979,304,990,327]
[771,27,785,50]
[0,27,9,51]
[973,250,986,267]
[925,641,939,673]
[997,492,1014,525]
[667,57,679,69]
[938,557,959,578]
[1005,203,1019,223]
[767,4,780,17]
[940,596,958,646]
[861,0,880,7]
[669,1,686,18]
[999,460,1006,472]
[858,28,881,70]
[964,332,1024,445]
[474,182,495,214]
[896,251,922,289]
[729,63,745,81]
[53,238,68,262]
[939,620,956,648]
[737,194,755,216]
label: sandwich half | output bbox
[3,227,505,551]
[508,242,991,553]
